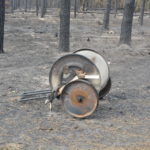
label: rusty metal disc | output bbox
[49,54,100,91]
[61,80,98,118]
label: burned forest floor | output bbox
[0,9,150,150]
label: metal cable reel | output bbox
[49,49,111,118]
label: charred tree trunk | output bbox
[119,0,135,45]
[114,0,118,17]
[11,0,14,13]
[41,0,47,18]
[149,1,150,18]
[17,0,20,9]
[25,0,28,12]
[0,0,5,54]
[74,0,77,18]
[29,0,32,10]
[103,0,112,30]
[13,0,16,9]
[140,0,146,26]
[59,0,71,52]
[82,1,85,11]
[86,0,89,10]
[36,0,39,16]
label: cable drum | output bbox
[49,49,111,118]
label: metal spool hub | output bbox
[61,80,98,118]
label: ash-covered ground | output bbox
[0,9,150,150]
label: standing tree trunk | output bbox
[82,1,85,11]
[149,1,150,18]
[29,0,32,10]
[103,0,112,30]
[119,0,135,45]
[0,0,5,54]
[59,0,71,52]
[25,0,28,12]
[13,0,16,10]
[41,0,47,18]
[36,0,39,16]
[74,0,77,18]
[86,0,89,11]
[13,0,17,10]
[11,0,14,13]
[139,0,146,26]
[114,0,118,17]
[17,0,20,9]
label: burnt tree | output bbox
[25,0,28,12]
[11,0,14,13]
[12,0,17,10]
[119,0,135,45]
[74,0,77,18]
[17,0,20,9]
[103,0,112,30]
[36,0,39,16]
[140,0,146,26]
[41,0,47,18]
[0,0,5,54]
[59,0,71,52]
[29,0,32,10]
[114,0,118,17]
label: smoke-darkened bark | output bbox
[36,0,39,16]
[140,0,146,26]
[103,0,112,30]
[59,0,71,52]
[0,0,5,53]
[119,0,135,45]
[41,0,47,18]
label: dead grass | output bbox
[0,143,23,150]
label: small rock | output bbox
[109,107,112,110]
[74,126,78,129]
[87,37,90,42]
[120,111,124,115]
[55,32,58,37]
[110,124,113,127]
[97,20,102,25]
[146,86,150,89]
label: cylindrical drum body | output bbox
[74,49,110,93]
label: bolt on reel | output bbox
[49,49,111,118]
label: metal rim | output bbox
[74,48,101,55]
[61,80,99,118]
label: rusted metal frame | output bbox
[22,89,52,96]
[20,89,52,102]
[19,95,48,102]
